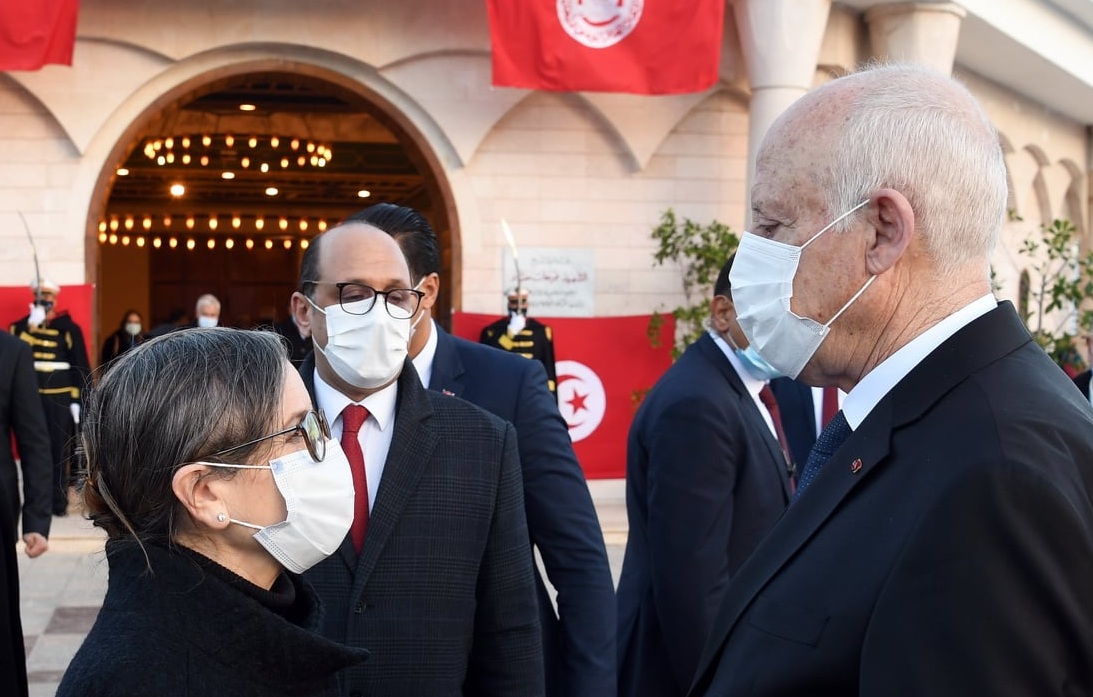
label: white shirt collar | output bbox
[842,294,997,429]
[411,318,439,388]
[710,329,765,398]
[311,367,399,435]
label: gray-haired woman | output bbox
[57,328,368,697]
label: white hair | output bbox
[195,293,220,314]
[818,63,1008,275]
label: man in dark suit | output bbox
[350,203,616,697]
[617,258,795,697]
[289,222,544,697]
[0,331,52,697]
[689,64,1093,696]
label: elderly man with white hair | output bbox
[688,63,1093,697]
[9,277,91,516]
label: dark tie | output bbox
[341,404,370,554]
[821,386,840,429]
[758,385,795,489]
[793,410,851,501]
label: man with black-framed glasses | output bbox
[289,221,544,697]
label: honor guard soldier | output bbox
[480,288,558,394]
[9,278,91,516]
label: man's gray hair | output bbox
[823,63,1008,275]
[195,293,221,314]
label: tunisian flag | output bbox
[454,312,673,479]
[0,0,79,71]
[487,0,724,94]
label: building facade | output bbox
[0,0,1090,354]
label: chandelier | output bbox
[140,133,333,172]
[96,213,331,252]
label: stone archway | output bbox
[85,58,458,361]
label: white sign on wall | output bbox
[501,247,595,318]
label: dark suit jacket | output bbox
[1072,368,1090,398]
[429,326,615,697]
[300,356,544,697]
[689,302,1093,696]
[1,332,53,697]
[617,333,793,697]
[0,332,52,539]
[769,377,817,470]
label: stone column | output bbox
[731,0,833,224]
[865,2,967,75]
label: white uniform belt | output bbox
[34,361,71,371]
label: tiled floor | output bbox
[18,479,628,697]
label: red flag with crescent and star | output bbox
[486,0,725,94]
[454,312,673,479]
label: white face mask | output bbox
[730,200,874,379]
[202,440,354,574]
[309,297,410,390]
[197,315,219,328]
[124,322,142,337]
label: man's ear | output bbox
[710,294,734,334]
[172,463,230,530]
[418,272,441,313]
[290,291,313,339]
[865,188,915,275]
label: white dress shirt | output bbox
[312,369,399,511]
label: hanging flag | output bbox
[454,311,674,479]
[486,0,724,95]
[0,0,79,71]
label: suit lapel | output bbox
[428,325,467,398]
[696,336,794,501]
[350,361,438,593]
[692,302,1034,683]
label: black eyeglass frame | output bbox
[302,280,424,319]
[213,409,331,463]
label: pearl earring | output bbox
[217,513,226,523]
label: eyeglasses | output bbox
[303,281,424,320]
[213,409,331,463]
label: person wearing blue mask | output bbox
[689,63,1093,697]
[617,255,796,697]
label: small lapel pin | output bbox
[850,458,863,474]
[441,389,455,397]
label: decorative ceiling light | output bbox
[140,133,332,172]
[169,183,186,197]
[116,168,129,176]
[357,189,371,198]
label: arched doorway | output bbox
[93,67,453,362]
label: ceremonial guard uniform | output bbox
[10,309,91,515]
[480,314,558,394]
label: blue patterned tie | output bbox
[792,410,852,501]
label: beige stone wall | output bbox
[0,0,1088,337]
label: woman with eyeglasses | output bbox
[57,328,369,697]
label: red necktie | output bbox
[340,404,370,554]
[821,387,840,429]
[759,385,795,491]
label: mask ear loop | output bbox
[801,199,870,250]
